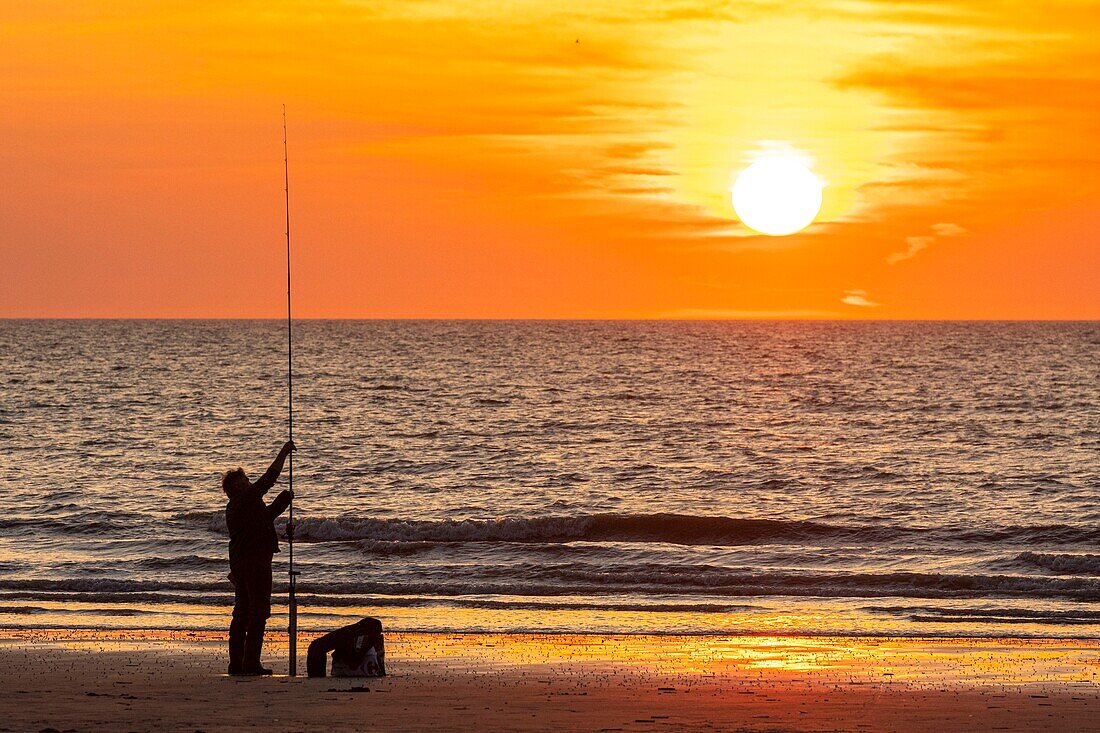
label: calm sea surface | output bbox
[1,320,1098,637]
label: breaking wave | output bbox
[1013,552,1100,575]
[867,605,1100,626]
[182,511,903,545]
[179,511,1100,548]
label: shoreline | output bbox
[5,624,1100,642]
[7,592,1099,639]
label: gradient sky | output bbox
[2,0,1098,318]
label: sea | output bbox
[2,320,1098,638]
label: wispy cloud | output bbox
[887,235,935,264]
[841,289,879,307]
[931,222,967,237]
[887,222,967,263]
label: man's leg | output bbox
[228,568,250,673]
[242,556,273,673]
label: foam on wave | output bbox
[1013,552,1100,575]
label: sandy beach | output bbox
[2,631,1098,732]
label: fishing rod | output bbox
[283,104,300,677]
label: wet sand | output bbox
[1,631,1098,731]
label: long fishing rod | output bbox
[283,104,299,677]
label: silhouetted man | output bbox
[222,440,295,675]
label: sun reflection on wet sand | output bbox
[6,630,1097,690]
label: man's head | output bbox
[222,468,249,498]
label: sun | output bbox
[731,153,823,236]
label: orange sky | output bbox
[2,0,1098,318]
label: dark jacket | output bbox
[226,464,292,565]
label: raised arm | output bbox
[250,440,296,496]
[267,489,293,520]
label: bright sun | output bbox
[731,154,823,236]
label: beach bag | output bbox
[306,617,386,678]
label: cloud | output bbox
[887,235,935,264]
[599,165,676,177]
[931,222,967,237]
[841,289,880,307]
[837,58,1100,113]
[887,222,967,263]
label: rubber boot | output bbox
[242,619,271,675]
[228,614,247,674]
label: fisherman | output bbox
[221,440,296,675]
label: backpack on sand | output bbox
[306,617,386,678]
